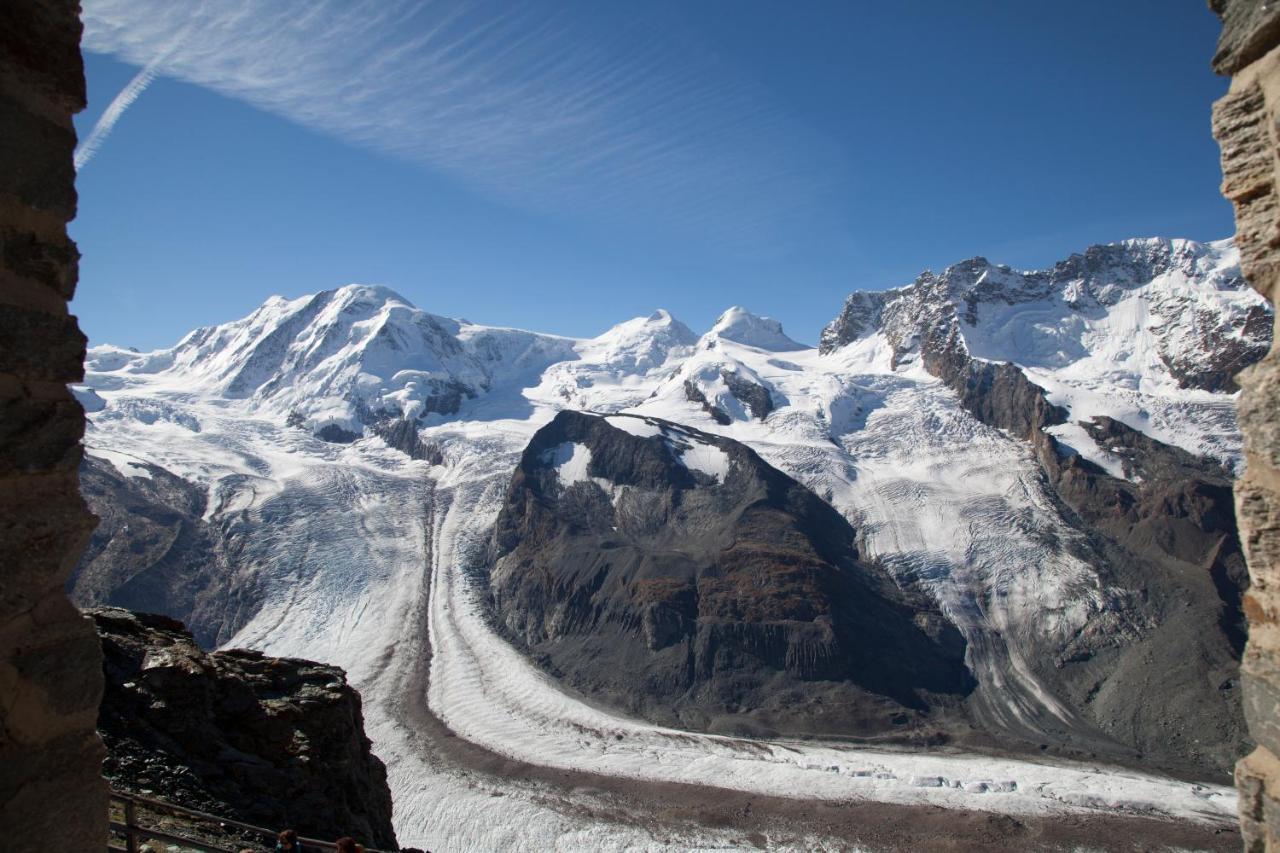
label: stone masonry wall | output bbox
[0,1,107,849]
[1212,2,1280,849]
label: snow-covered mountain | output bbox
[820,238,1267,468]
[71,237,1270,850]
[88,284,578,439]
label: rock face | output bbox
[0,2,107,848]
[91,608,397,849]
[818,238,1259,776]
[71,457,249,647]
[1036,416,1249,773]
[486,410,973,738]
[1210,3,1280,848]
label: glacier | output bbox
[76,237,1268,849]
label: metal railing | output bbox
[108,789,388,852]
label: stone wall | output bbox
[1212,2,1280,849]
[0,1,107,848]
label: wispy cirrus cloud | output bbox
[80,0,842,250]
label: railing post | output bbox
[124,798,140,853]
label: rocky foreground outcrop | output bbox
[486,410,973,739]
[90,608,397,849]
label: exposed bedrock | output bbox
[1034,419,1249,774]
[682,378,731,425]
[368,414,444,463]
[719,369,774,420]
[70,456,263,648]
[92,608,397,850]
[485,410,973,740]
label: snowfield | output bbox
[79,239,1261,849]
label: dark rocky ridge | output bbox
[720,369,774,419]
[485,410,973,739]
[70,456,262,647]
[290,401,451,459]
[682,378,730,425]
[91,608,397,849]
[368,414,444,463]
[1031,417,1250,774]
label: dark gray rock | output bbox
[1033,418,1250,773]
[316,423,361,443]
[720,369,774,420]
[91,608,397,849]
[1211,0,1280,75]
[70,457,257,648]
[683,379,730,425]
[369,415,443,463]
[935,344,1248,775]
[485,410,973,740]
[1160,300,1272,392]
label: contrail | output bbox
[74,35,184,171]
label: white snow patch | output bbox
[87,447,153,479]
[545,442,593,485]
[676,442,731,482]
[71,384,107,412]
[1045,422,1131,481]
[604,415,664,438]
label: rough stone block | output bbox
[1212,0,1280,76]
[0,387,84,475]
[1215,83,1271,200]
[1242,349,1280,470]
[0,303,85,382]
[1238,748,1280,851]
[1245,660,1280,759]
[0,227,79,300]
[0,731,106,849]
[2,610,103,745]
[0,3,86,114]
[0,0,104,846]
[0,90,77,220]
[1238,477,1280,591]
[0,473,95,618]
[1214,82,1280,299]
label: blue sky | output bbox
[73,0,1232,350]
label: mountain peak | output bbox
[325,283,415,310]
[707,306,802,351]
[589,309,697,372]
